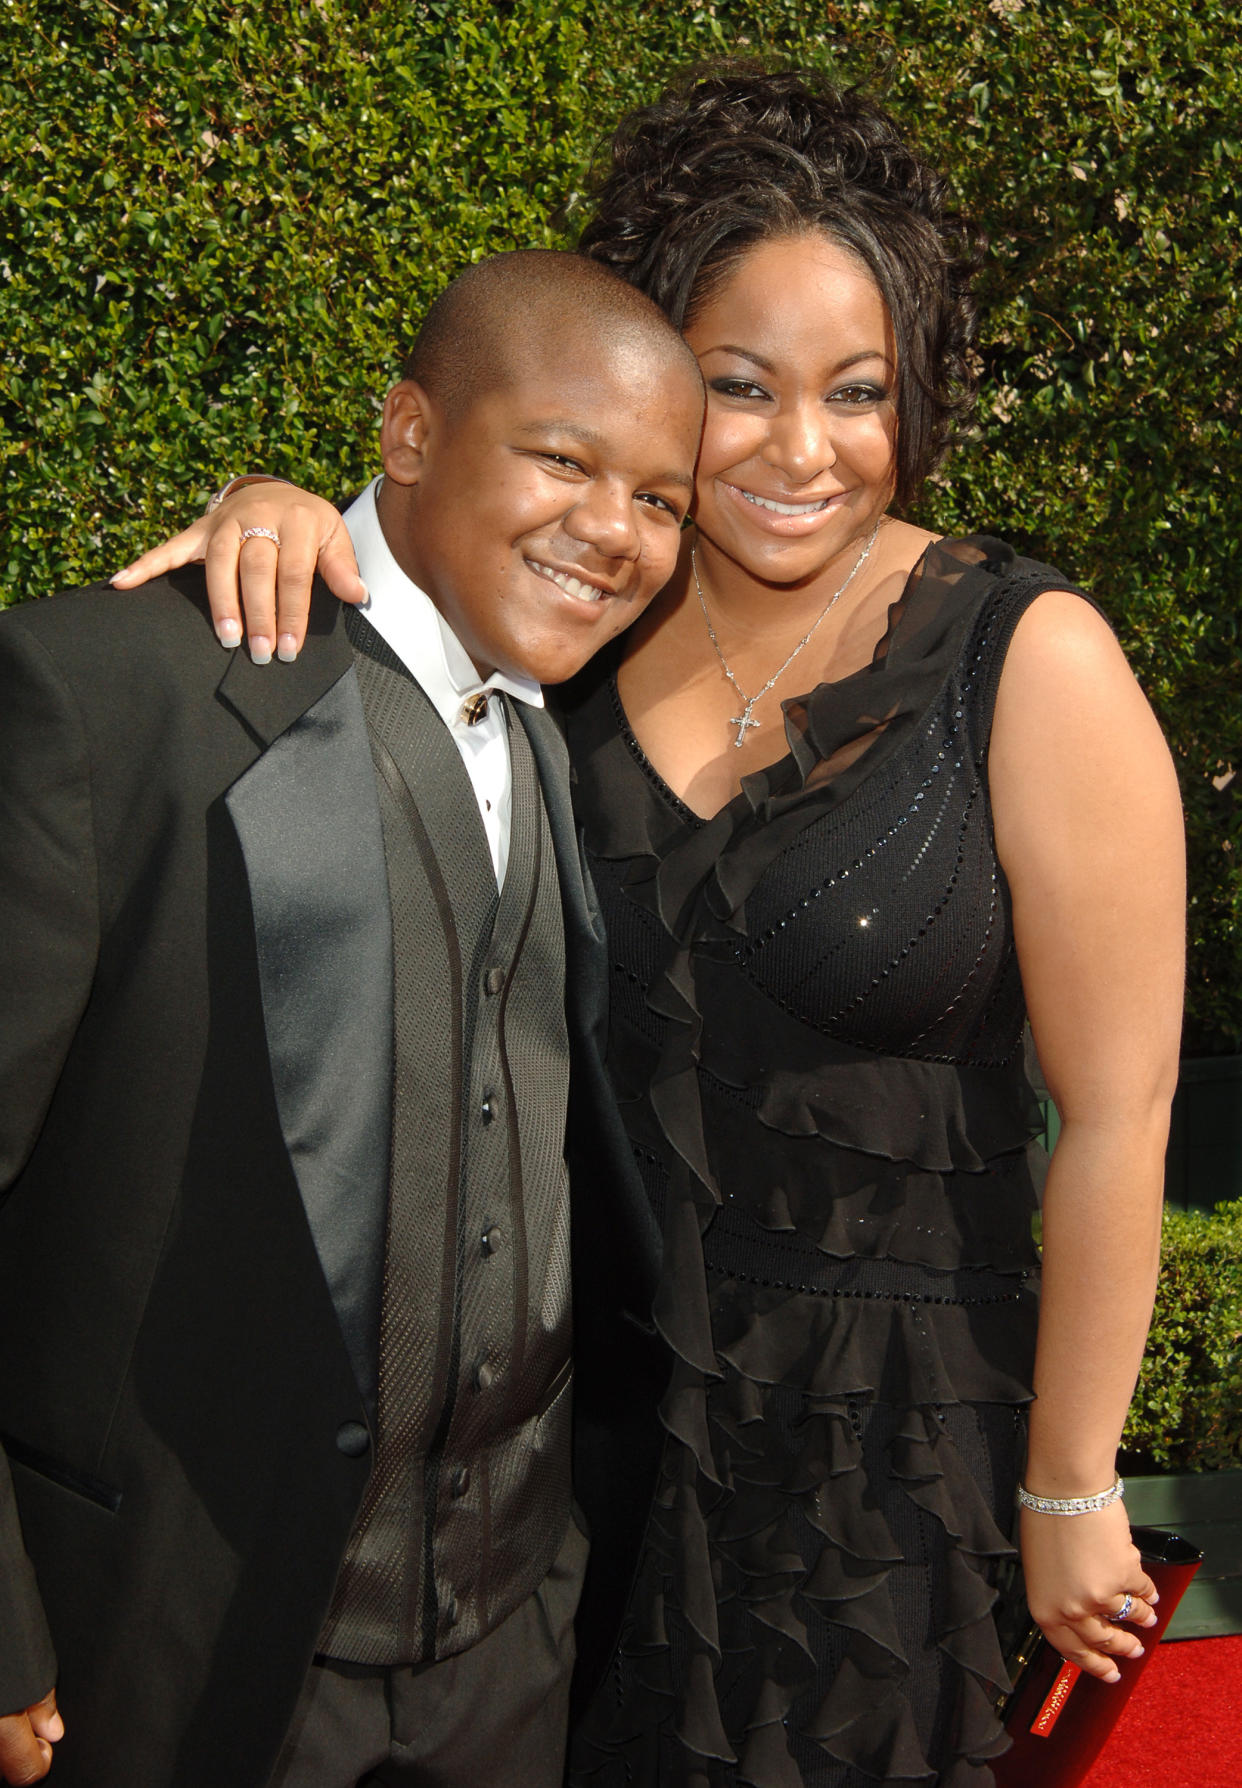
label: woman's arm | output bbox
[110,480,364,662]
[989,588,1184,1682]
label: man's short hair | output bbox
[401,249,700,418]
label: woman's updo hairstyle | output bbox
[577,66,983,510]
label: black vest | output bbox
[318,616,574,1665]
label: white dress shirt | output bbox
[342,478,543,888]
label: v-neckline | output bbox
[609,610,898,829]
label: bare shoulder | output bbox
[1003,586,1128,675]
[886,516,940,564]
[866,517,939,591]
[990,587,1180,845]
[987,589,1184,1110]
[993,586,1160,743]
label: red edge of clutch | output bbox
[1030,1660,1083,1736]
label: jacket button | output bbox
[451,1465,470,1498]
[445,1592,459,1627]
[483,966,505,995]
[473,1360,495,1393]
[481,1095,496,1124]
[481,1225,504,1257]
[335,1421,370,1458]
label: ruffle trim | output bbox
[569,1161,1033,1785]
[692,958,1042,1177]
[708,1282,1038,1417]
[575,1354,1022,1785]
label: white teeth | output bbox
[530,561,604,602]
[737,489,831,516]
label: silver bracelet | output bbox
[1016,1475,1125,1516]
[206,473,291,513]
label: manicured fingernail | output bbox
[358,582,371,602]
[217,617,242,648]
[1149,1589,1160,1604]
[49,1712,64,1740]
[1103,1667,1121,1683]
[109,567,133,585]
[249,636,272,665]
[277,633,299,663]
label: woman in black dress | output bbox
[120,71,1184,1786]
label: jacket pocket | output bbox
[1,1432,122,1513]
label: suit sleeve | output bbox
[0,616,100,1711]
[0,618,100,1186]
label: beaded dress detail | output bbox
[565,539,1089,1787]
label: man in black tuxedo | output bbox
[0,251,700,1788]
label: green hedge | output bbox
[1122,1198,1242,1473]
[1,1,1239,1047]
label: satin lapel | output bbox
[515,704,603,965]
[516,702,662,1308]
[221,631,391,1421]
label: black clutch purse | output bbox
[991,1526,1203,1788]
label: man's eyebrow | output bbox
[656,467,696,497]
[513,420,695,494]
[699,344,895,374]
[513,419,607,446]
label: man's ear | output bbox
[380,380,437,486]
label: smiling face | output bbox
[377,329,701,685]
[684,232,899,591]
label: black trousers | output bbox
[268,1519,589,1788]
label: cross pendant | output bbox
[730,706,761,748]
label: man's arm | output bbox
[0,618,101,1184]
[0,614,104,1774]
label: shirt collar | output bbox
[341,477,544,726]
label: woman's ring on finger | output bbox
[240,527,281,548]
[1110,1593,1134,1623]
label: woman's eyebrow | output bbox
[698,344,896,375]
[696,344,778,372]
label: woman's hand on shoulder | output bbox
[1019,1499,1158,1682]
[110,481,366,663]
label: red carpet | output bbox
[1080,1636,1242,1788]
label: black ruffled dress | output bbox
[565,539,1087,1787]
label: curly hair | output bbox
[577,67,984,510]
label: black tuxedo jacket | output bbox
[0,572,667,1788]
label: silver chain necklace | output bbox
[693,519,882,748]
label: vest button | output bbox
[473,1359,495,1393]
[335,1421,370,1458]
[480,1095,496,1124]
[481,1226,504,1257]
[445,1592,459,1626]
[483,966,505,995]
[451,1465,470,1498]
